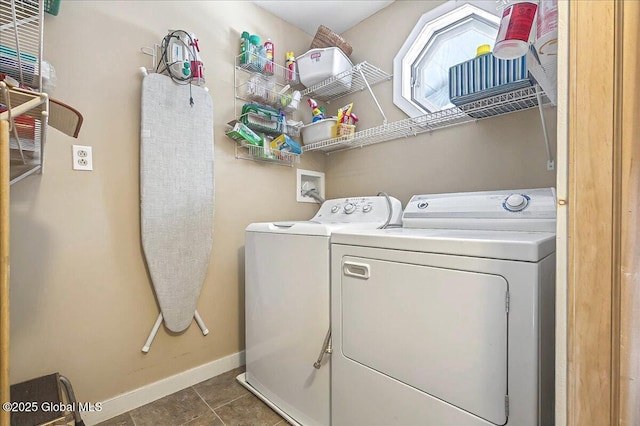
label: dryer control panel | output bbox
[403,188,556,232]
[313,196,403,226]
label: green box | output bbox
[225,122,263,146]
[44,0,61,16]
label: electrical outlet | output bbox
[72,145,93,171]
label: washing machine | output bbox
[238,195,402,426]
[330,188,556,426]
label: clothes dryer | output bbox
[239,196,402,426]
[330,188,556,426]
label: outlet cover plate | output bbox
[72,145,93,171]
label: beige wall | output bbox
[8,0,558,407]
[325,0,557,203]
[9,1,322,403]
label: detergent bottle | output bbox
[240,31,250,64]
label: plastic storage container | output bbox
[493,1,538,59]
[448,52,531,107]
[300,118,337,145]
[297,47,353,90]
[45,0,61,15]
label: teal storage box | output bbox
[448,52,532,106]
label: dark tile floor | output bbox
[96,367,285,426]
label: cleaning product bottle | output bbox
[188,32,205,85]
[493,0,539,59]
[249,34,261,70]
[240,31,250,65]
[285,51,298,83]
[264,38,274,74]
[257,44,267,73]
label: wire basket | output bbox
[44,0,61,15]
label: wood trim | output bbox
[567,1,616,425]
[619,1,640,424]
[0,119,10,426]
[567,1,640,424]
[610,0,624,423]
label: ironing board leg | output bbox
[142,313,163,353]
[194,310,209,335]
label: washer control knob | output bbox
[417,201,429,209]
[362,204,373,213]
[504,194,528,212]
[344,203,356,214]
[331,205,340,213]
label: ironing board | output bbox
[140,74,214,352]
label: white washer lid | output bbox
[331,228,556,262]
[246,196,403,236]
[246,221,391,237]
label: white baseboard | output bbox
[81,351,245,425]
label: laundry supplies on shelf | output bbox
[225,122,263,146]
[298,47,353,95]
[301,118,337,145]
[448,51,532,107]
[240,104,284,135]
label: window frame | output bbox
[393,1,500,117]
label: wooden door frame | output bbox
[0,119,10,426]
[566,1,639,425]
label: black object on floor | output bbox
[10,373,84,426]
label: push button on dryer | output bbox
[504,194,529,212]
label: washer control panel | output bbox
[313,196,403,225]
[402,188,556,232]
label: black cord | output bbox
[158,30,199,106]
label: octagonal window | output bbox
[393,2,500,117]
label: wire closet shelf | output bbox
[301,61,392,103]
[302,85,549,154]
[0,0,47,185]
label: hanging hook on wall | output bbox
[140,44,160,74]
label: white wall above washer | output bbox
[251,0,395,35]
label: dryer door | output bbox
[340,256,509,425]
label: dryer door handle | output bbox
[343,261,370,279]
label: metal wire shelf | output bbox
[1,0,47,185]
[302,85,549,154]
[301,61,392,103]
[235,53,299,85]
[0,0,43,91]
[233,141,300,167]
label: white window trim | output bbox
[393,1,500,118]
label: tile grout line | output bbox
[211,392,249,411]
[190,385,227,426]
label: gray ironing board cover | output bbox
[140,74,214,332]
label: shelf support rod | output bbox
[358,68,387,125]
[11,124,26,165]
[536,87,554,170]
